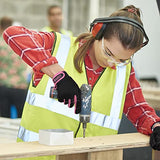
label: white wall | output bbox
[123,0,160,83]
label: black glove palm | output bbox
[150,126,160,150]
[53,71,81,114]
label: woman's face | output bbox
[94,36,137,68]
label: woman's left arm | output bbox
[123,67,160,135]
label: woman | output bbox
[3,5,160,160]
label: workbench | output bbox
[0,133,150,160]
[0,87,159,160]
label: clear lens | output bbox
[108,57,132,66]
[102,37,133,67]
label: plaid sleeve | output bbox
[123,67,160,135]
[3,26,58,86]
[3,26,57,71]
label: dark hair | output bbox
[0,17,13,30]
[74,5,144,73]
[47,5,62,15]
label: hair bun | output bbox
[128,8,137,14]
[124,5,141,17]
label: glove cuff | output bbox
[152,122,160,131]
[153,126,160,132]
[52,71,66,86]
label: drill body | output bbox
[50,84,92,138]
[79,84,92,138]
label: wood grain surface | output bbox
[0,133,149,160]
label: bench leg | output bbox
[88,149,123,160]
[152,150,160,160]
[57,149,123,160]
[56,153,88,160]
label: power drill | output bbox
[50,84,92,138]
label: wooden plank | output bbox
[0,124,19,130]
[142,88,160,96]
[88,150,123,160]
[0,117,20,144]
[144,95,160,110]
[142,87,160,110]
[57,153,88,160]
[0,117,21,125]
[152,150,160,160]
[0,133,149,160]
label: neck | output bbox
[89,42,100,70]
[50,25,60,32]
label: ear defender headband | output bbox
[90,16,149,47]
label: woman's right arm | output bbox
[3,26,81,113]
[3,26,58,72]
[3,26,63,85]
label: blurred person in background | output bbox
[0,17,28,118]
[41,4,73,36]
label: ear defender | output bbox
[90,23,106,40]
[90,16,149,47]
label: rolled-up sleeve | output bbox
[3,26,58,86]
[123,67,160,135]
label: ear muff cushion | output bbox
[91,23,103,37]
[91,23,106,40]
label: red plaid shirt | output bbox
[3,26,160,135]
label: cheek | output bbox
[95,48,107,62]
[95,49,115,68]
[95,51,106,65]
[95,48,102,62]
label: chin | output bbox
[102,61,111,68]
[104,63,115,69]
[100,64,109,68]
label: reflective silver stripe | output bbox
[18,126,39,142]
[26,90,79,121]
[56,34,71,67]
[89,66,126,130]
[44,34,71,97]
[26,90,121,130]
[26,65,126,131]
[90,112,120,130]
[110,65,126,119]
[25,34,127,131]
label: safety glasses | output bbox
[102,37,133,66]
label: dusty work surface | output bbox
[0,133,149,160]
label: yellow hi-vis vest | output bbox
[41,26,73,37]
[17,32,131,143]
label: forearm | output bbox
[124,104,160,135]
[3,26,56,71]
[3,26,61,86]
[41,63,64,78]
[124,67,160,135]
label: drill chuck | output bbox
[79,115,90,124]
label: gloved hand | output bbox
[53,71,81,114]
[150,126,160,150]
